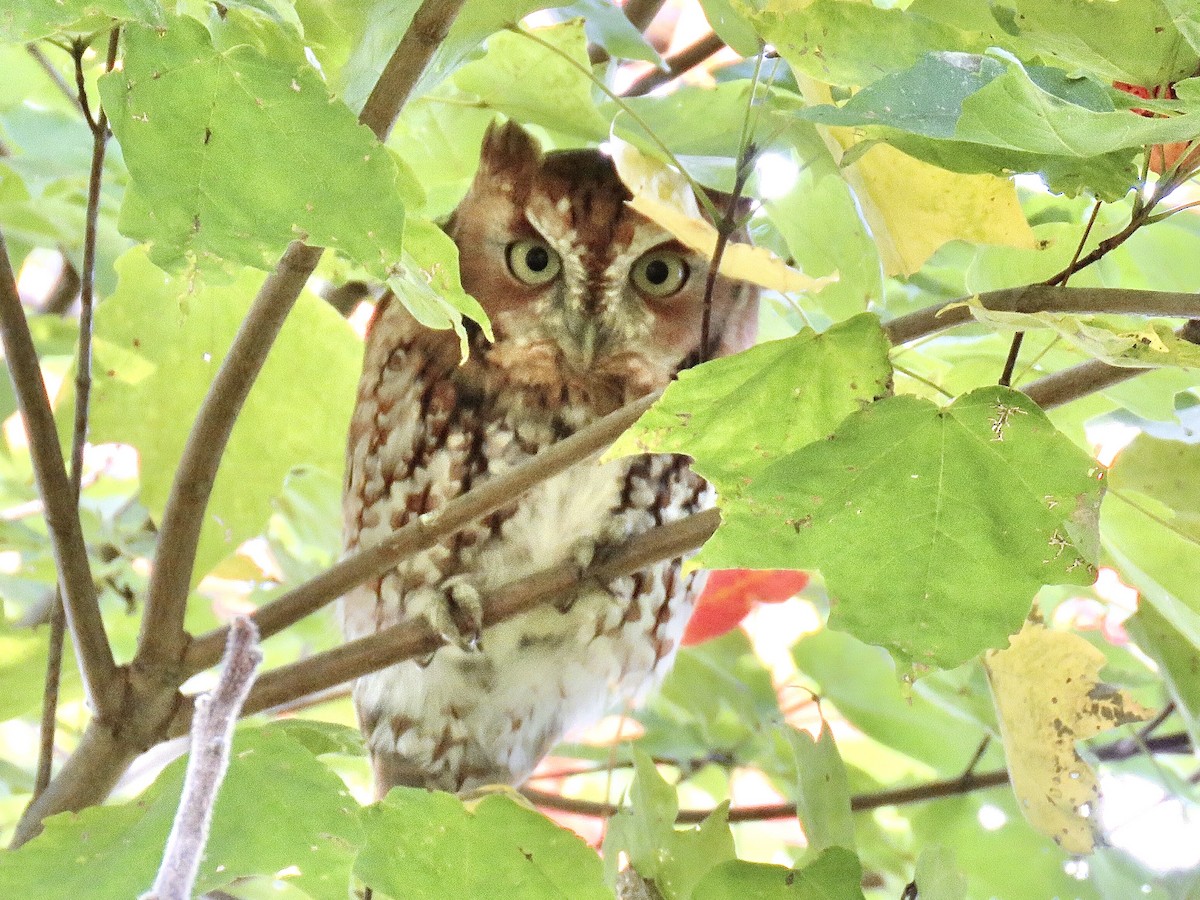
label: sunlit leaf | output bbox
[100,17,409,275]
[610,139,838,294]
[984,619,1152,854]
[692,848,865,900]
[455,22,610,140]
[608,313,892,498]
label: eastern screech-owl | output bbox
[342,120,759,795]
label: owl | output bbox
[341,120,759,795]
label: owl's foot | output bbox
[425,577,484,653]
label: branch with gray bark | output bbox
[143,619,262,900]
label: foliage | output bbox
[0,0,1199,898]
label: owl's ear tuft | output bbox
[479,119,543,177]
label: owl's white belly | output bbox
[342,404,706,791]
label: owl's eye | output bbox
[506,239,562,285]
[630,250,689,297]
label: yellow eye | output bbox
[506,239,561,285]
[631,250,689,297]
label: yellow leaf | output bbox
[797,78,1035,277]
[984,620,1152,854]
[610,140,837,295]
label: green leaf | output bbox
[559,0,664,66]
[953,306,1200,370]
[750,0,980,88]
[454,21,610,141]
[602,751,737,900]
[87,247,359,584]
[701,387,1104,672]
[699,0,760,56]
[765,168,883,321]
[800,51,1200,156]
[0,726,363,899]
[1165,0,1200,55]
[1126,603,1200,750]
[788,722,855,853]
[0,617,80,722]
[1109,434,1200,535]
[913,845,969,900]
[692,848,866,900]
[100,17,409,275]
[638,629,783,763]
[356,788,609,900]
[608,314,893,499]
[991,0,1199,86]
[388,215,490,338]
[0,0,163,42]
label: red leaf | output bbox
[681,569,810,646]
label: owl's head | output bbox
[448,120,759,412]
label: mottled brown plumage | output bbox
[341,120,759,794]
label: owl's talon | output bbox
[424,579,484,652]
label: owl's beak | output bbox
[557,306,603,371]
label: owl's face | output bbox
[448,121,759,411]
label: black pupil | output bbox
[525,245,550,272]
[645,258,670,285]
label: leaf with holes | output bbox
[700,387,1104,673]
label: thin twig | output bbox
[169,509,720,735]
[1001,199,1105,387]
[523,732,1191,824]
[25,43,79,111]
[0,231,119,718]
[137,0,469,673]
[623,31,726,98]
[34,26,121,801]
[143,619,263,900]
[182,390,660,672]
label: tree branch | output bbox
[1023,318,1200,409]
[522,731,1191,824]
[884,286,1200,346]
[136,0,469,674]
[357,0,467,140]
[169,508,719,736]
[622,31,726,98]
[35,25,121,801]
[0,232,120,718]
[143,619,262,900]
[182,390,660,673]
[16,0,470,846]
